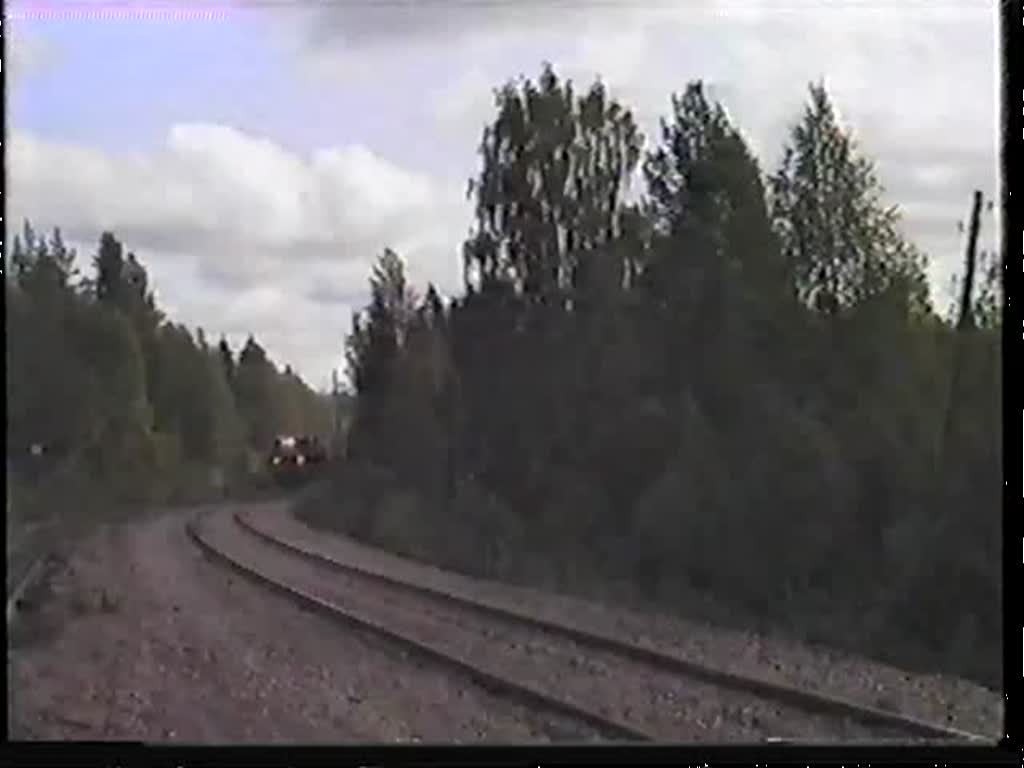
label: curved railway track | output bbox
[7,555,47,626]
[187,513,637,742]
[188,509,988,744]
[7,518,62,626]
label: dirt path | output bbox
[6,506,601,742]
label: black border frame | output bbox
[998,0,1019,759]
[1,742,1019,767]
[2,1,1019,766]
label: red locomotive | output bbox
[268,434,327,485]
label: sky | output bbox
[5,0,1001,390]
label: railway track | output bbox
[189,509,988,744]
[7,521,62,627]
[7,555,47,626]
[188,513,636,742]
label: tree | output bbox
[94,232,126,304]
[346,248,419,463]
[372,248,418,336]
[11,221,35,278]
[454,64,651,514]
[7,278,93,465]
[644,82,786,295]
[7,222,94,468]
[234,336,286,449]
[71,300,157,501]
[12,223,79,305]
[93,232,161,325]
[202,340,248,469]
[218,337,236,384]
[464,63,643,302]
[148,324,244,468]
[770,82,930,317]
[642,81,792,411]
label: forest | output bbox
[320,67,1003,688]
[6,225,336,525]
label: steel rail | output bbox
[187,514,652,742]
[7,555,47,626]
[234,509,990,744]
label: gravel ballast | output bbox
[249,500,1003,741]
[8,508,606,742]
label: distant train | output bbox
[268,434,328,485]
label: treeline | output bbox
[331,67,1002,686]
[6,224,333,512]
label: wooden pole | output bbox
[331,368,343,459]
[956,190,983,331]
[937,190,983,477]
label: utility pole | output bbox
[433,299,457,513]
[956,190,983,332]
[331,368,343,459]
[937,189,983,478]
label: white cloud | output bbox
[7,125,471,385]
[4,23,64,85]
[6,0,1000,380]
[416,0,998,309]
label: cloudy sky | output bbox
[6,0,1000,389]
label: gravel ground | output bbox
[248,501,1004,741]
[207,512,901,743]
[6,507,609,742]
